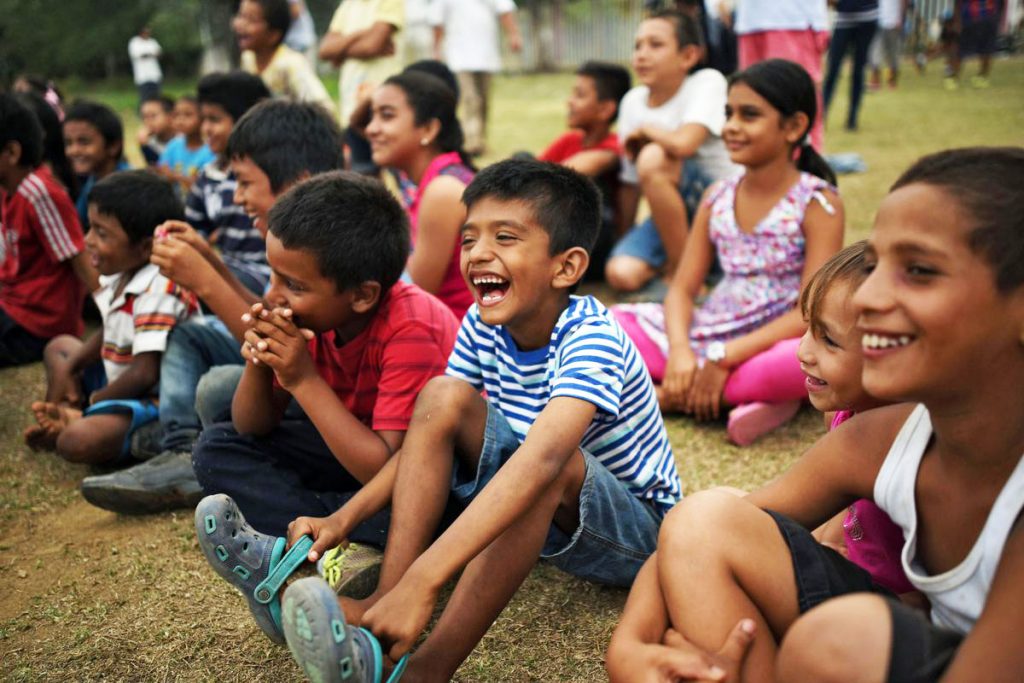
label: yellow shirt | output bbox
[328,0,405,124]
[241,44,335,115]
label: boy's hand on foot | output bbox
[620,642,725,682]
[662,620,755,682]
[287,514,352,562]
[361,572,439,662]
[686,363,728,421]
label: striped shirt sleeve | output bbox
[19,173,83,263]
[131,278,196,355]
[445,307,485,390]
[550,320,625,417]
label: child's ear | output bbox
[137,235,154,260]
[350,280,382,314]
[784,112,811,146]
[107,140,124,162]
[678,44,703,70]
[1,140,23,166]
[596,100,617,124]
[552,247,590,290]
[421,118,442,147]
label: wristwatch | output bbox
[706,341,727,365]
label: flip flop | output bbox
[282,577,408,683]
[194,494,314,643]
[83,399,160,458]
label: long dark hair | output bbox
[16,92,78,199]
[382,70,475,171]
[729,59,836,186]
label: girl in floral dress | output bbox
[613,59,845,445]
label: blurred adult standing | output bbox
[430,0,523,156]
[822,0,879,132]
[284,0,318,61]
[734,0,829,149]
[128,27,163,104]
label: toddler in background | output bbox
[138,94,176,167]
[157,95,215,193]
[614,59,844,445]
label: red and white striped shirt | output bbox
[0,166,86,338]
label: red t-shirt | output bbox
[291,281,459,432]
[538,130,621,164]
[0,166,86,338]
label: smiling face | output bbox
[366,84,434,171]
[263,232,357,334]
[200,103,234,155]
[230,155,276,236]
[798,280,875,413]
[84,205,150,276]
[233,0,276,53]
[631,18,694,89]
[722,82,802,166]
[64,120,117,177]
[854,183,1024,404]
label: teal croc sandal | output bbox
[194,494,314,643]
[282,577,408,683]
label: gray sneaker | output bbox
[81,450,203,514]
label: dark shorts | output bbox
[0,307,49,368]
[767,510,964,682]
[959,17,998,57]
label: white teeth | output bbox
[472,275,507,286]
[862,333,913,350]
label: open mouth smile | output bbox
[471,274,509,306]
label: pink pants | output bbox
[616,309,806,406]
[738,29,830,151]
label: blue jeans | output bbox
[159,317,243,452]
[823,20,878,130]
[192,418,391,543]
[451,405,663,587]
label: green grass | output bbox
[2,58,1023,681]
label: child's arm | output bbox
[405,176,465,295]
[661,195,716,408]
[628,122,710,161]
[616,182,641,236]
[51,329,103,404]
[150,221,260,341]
[69,252,101,293]
[341,22,397,59]
[559,148,619,177]
[498,10,523,52]
[89,351,161,404]
[685,188,844,418]
[231,305,291,434]
[242,307,401,478]
[940,517,1024,681]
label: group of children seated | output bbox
[1,6,1021,683]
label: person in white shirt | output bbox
[128,27,163,104]
[429,0,522,156]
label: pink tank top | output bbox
[832,410,915,594]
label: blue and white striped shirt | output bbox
[446,295,681,515]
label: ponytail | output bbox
[729,59,836,185]
[796,142,836,186]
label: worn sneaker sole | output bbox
[81,477,203,514]
[316,544,383,600]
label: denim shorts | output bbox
[451,404,663,587]
[610,161,716,269]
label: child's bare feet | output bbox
[26,401,81,450]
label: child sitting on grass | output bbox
[235,0,334,113]
[25,171,197,466]
[79,100,346,515]
[63,100,129,229]
[255,159,681,682]
[0,93,97,368]
[606,147,1024,683]
[157,95,215,194]
[185,71,272,295]
[538,60,632,276]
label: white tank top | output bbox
[874,404,1024,634]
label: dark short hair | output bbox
[15,92,76,196]
[140,94,175,113]
[64,99,124,149]
[251,0,291,39]
[576,61,632,122]
[404,59,460,99]
[268,171,410,294]
[647,9,705,50]
[0,92,44,169]
[382,70,471,167]
[892,147,1024,293]
[197,71,271,123]
[800,241,868,339]
[462,158,600,256]
[89,170,183,244]
[226,99,344,193]
[175,94,198,109]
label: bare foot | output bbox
[23,423,52,451]
[28,401,82,450]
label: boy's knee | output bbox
[605,256,652,293]
[659,489,754,553]
[195,365,244,427]
[635,143,675,183]
[412,376,480,421]
[777,594,891,683]
[43,334,78,363]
